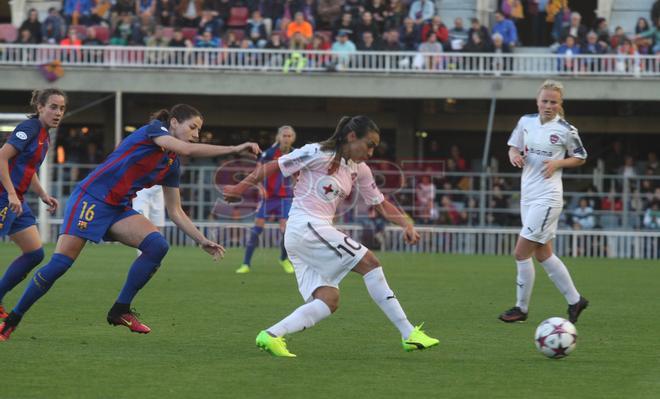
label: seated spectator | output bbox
[197,8,223,38]
[64,0,93,25]
[382,29,403,51]
[467,18,492,49]
[487,184,509,226]
[448,17,468,51]
[408,0,434,26]
[317,0,342,30]
[169,28,193,47]
[355,11,381,42]
[288,31,307,50]
[83,26,104,45]
[367,0,387,32]
[614,38,640,73]
[560,11,587,45]
[556,35,580,71]
[19,8,42,44]
[331,29,356,69]
[384,0,407,31]
[399,17,420,51]
[265,31,284,49]
[620,155,637,178]
[307,32,331,67]
[333,12,356,43]
[492,10,517,48]
[463,31,491,52]
[109,12,137,45]
[245,10,268,48]
[594,17,610,46]
[155,0,176,26]
[415,175,437,224]
[15,28,37,44]
[647,151,659,172]
[633,17,653,54]
[177,0,202,27]
[42,7,67,44]
[634,16,660,55]
[582,30,607,71]
[491,32,512,71]
[438,195,463,225]
[416,32,443,70]
[61,27,83,47]
[643,200,660,229]
[146,25,171,47]
[358,31,382,51]
[286,11,313,42]
[572,198,595,229]
[223,30,239,48]
[610,26,626,49]
[215,0,232,24]
[449,144,468,171]
[136,0,156,19]
[421,15,448,46]
[341,0,363,21]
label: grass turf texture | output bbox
[1,243,659,399]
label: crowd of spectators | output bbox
[2,0,658,72]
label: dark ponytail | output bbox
[29,88,67,118]
[150,104,202,128]
[320,115,380,174]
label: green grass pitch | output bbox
[1,243,659,399]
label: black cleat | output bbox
[498,306,528,323]
[567,296,589,324]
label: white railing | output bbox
[41,220,660,259]
[1,44,659,77]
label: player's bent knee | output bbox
[25,247,45,265]
[138,232,169,262]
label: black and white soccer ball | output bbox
[534,317,577,359]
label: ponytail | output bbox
[29,88,67,118]
[150,104,202,128]
[320,115,379,175]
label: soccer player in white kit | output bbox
[499,80,589,324]
[224,116,439,357]
[133,185,166,229]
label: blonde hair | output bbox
[276,125,296,142]
[537,79,565,117]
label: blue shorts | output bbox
[60,187,139,243]
[0,198,36,237]
[256,198,292,220]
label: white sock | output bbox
[267,299,331,337]
[540,254,581,305]
[515,258,535,313]
[363,267,414,339]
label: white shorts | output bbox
[520,203,562,244]
[133,186,165,227]
[285,219,369,302]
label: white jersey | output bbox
[278,143,385,224]
[507,114,587,207]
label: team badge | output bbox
[549,134,559,144]
[77,220,88,230]
[16,131,27,140]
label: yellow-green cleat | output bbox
[402,323,440,352]
[256,330,296,357]
[235,264,251,274]
[279,259,294,274]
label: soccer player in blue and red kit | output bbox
[0,89,65,321]
[0,104,261,340]
[236,125,296,274]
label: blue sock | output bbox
[13,253,74,316]
[242,226,263,266]
[116,232,169,305]
[280,235,288,261]
[0,248,45,302]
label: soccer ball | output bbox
[534,317,577,359]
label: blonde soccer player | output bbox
[499,80,589,324]
[224,115,439,357]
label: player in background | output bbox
[0,104,261,341]
[224,115,439,357]
[0,89,64,320]
[236,125,296,274]
[133,185,166,255]
[499,80,589,324]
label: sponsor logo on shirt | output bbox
[282,155,310,169]
[15,131,28,140]
[527,146,553,157]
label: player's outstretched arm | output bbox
[163,186,225,260]
[29,174,58,214]
[0,144,22,215]
[223,160,281,203]
[374,199,420,245]
[153,135,261,158]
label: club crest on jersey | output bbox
[15,131,28,140]
[77,220,88,230]
[316,176,346,202]
[351,172,358,181]
[549,134,559,144]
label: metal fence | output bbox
[1,44,659,77]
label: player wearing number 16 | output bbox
[224,115,439,357]
[0,104,261,341]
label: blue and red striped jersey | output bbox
[78,120,180,207]
[261,144,294,199]
[1,118,50,201]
